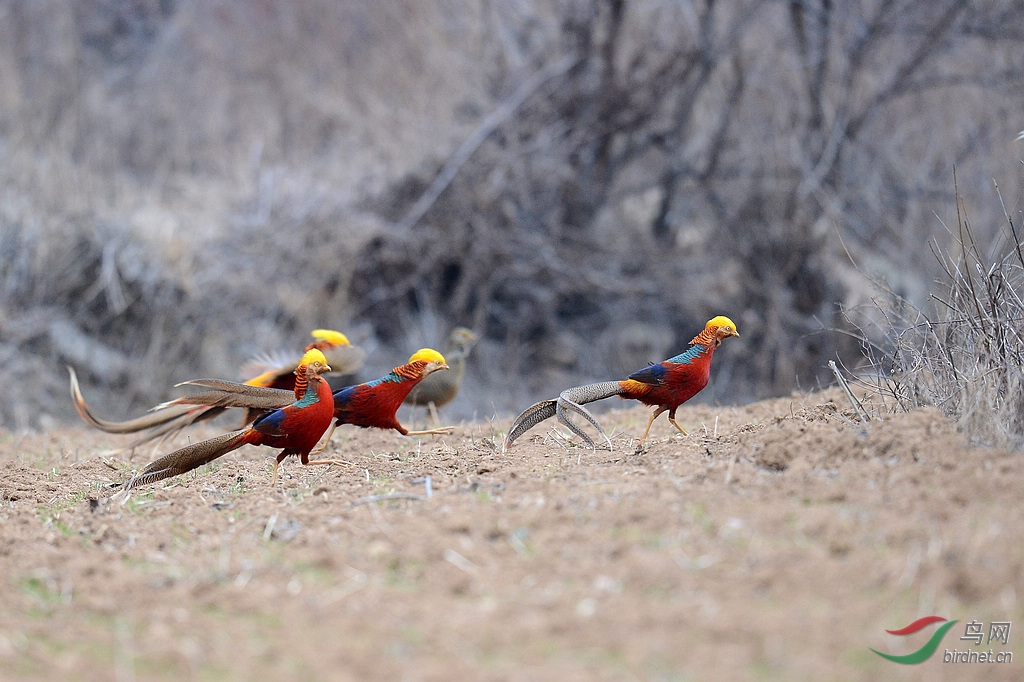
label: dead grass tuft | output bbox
[868,179,1024,449]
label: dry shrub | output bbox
[0,220,202,429]
[867,183,1024,449]
[350,0,1024,408]
[2,1,1024,427]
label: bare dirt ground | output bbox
[1,389,1021,681]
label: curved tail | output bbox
[503,381,623,452]
[69,366,207,434]
[125,428,252,491]
[69,367,232,452]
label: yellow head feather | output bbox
[408,348,446,365]
[311,329,351,346]
[298,348,330,368]
[705,315,739,336]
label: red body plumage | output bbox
[502,316,740,452]
[332,359,440,434]
[617,324,720,410]
[243,367,336,456]
[124,352,338,490]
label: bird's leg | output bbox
[637,405,668,449]
[306,418,338,459]
[272,451,289,486]
[666,408,688,437]
[427,401,440,426]
[300,450,354,469]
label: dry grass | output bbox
[2,2,1024,429]
[865,180,1024,449]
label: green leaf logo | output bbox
[871,617,959,665]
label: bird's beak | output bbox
[426,361,450,375]
[324,364,332,372]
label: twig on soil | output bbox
[410,476,433,498]
[829,360,869,423]
[348,493,428,507]
[724,451,739,485]
[263,513,278,541]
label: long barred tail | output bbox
[503,381,624,452]
[69,366,207,434]
[125,428,251,491]
[502,399,557,452]
[155,381,295,411]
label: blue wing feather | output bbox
[253,407,288,436]
[332,384,358,409]
[629,344,709,385]
[628,362,668,386]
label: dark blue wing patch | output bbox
[253,408,287,436]
[628,362,667,386]
[332,384,358,408]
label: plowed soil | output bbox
[1,389,1021,681]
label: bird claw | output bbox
[305,458,354,468]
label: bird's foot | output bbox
[305,458,354,468]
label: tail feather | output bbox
[115,407,229,452]
[125,429,251,490]
[157,385,294,411]
[560,381,624,405]
[503,399,557,452]
[503,381,625,451]
[176,378,287,394]
[68,366,204,434]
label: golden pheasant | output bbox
[403,327,477,422]
[164,349,457,449]
[124,348,341,490]
[69,329,364,450]
[503,316,739,451]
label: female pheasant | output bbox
[165,349,457,447]
[403,327,477,422]
[69,329,364,450]
[124,348,340,490]
[503,316,739,451]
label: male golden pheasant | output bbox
[503,316,739,451]
[124,348,341,491]
[403,327,477,422]
[165,349,457,448]
[69,329,364,450]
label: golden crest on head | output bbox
[408,348,446,365]
[311,329,351,346]
[706,315,739,336]
[298,348,330,369]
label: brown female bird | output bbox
[403,327,477,422]
[503,316,739,452]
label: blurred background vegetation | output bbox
[1,0,1023,431]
